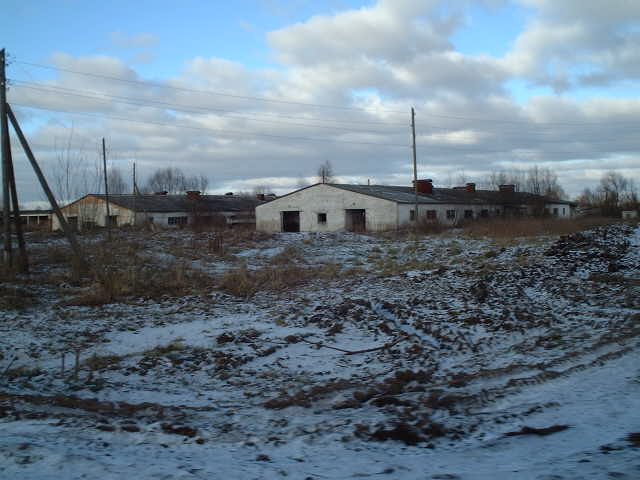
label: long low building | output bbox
[51,191,263,231]
[256,180,575,233]
[0,209,52,230]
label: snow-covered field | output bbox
[1,223,639,479]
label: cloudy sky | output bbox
[3,0,640,205]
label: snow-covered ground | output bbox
[1,223,639,479]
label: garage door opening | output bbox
[345,209,366,232]
[282,211,300,232]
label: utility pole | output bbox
[411,107,418,226]
[102,138,111,240]
[1,49,12,264]
[7,105,86,275]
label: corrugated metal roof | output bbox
[90,194,262,213]
[329,184,572,205]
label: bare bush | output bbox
[463,217,617,239]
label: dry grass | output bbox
[83,353,124,371]
[220,261,345,298]
[0,285,37,310]
[463,216,618,239]
[61,237,216,305]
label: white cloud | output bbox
[503,0,640,90]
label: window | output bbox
[105,215,118,227]
[553,208,559,216]
[464,210,473,219]
[480,209,489,218]
[168,216,188,225]
[426,210,437,220]
[446,210,456,219]
[409,210,416,221]
[562,208,566,215]
[317,213,327,224]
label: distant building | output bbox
[51,191,263,231]
[256,181,575,233]
[0,209,52,230]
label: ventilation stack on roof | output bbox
[415,179,433,195]
[466,183,476,193]
[499,184,515,193]
[186,191,201,200]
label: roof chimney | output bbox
[186,190,201,200]
[415,179,433,195]
[466,183,476,193]
[499,184,515,193]
[256,193,265,201]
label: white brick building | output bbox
[256,181,575,233]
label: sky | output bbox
[2,0,640,205]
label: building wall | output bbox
[397,203,503,226]
[256,184,398,232]
[51,196,253,231]
[545,203,573,218]
[52,196,136,231]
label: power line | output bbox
[9,81,405,134]
[11,102,411,148]
[11,80,639,139]
[9,79,409,127]
[13,60,408,114]
[13,59,640,128]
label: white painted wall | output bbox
[256,184,398,232]
[545,203,573,218]
[52,197,136,231]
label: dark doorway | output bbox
[282,211,300,232]
[345,209,366,232]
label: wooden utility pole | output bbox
[5,128,28,272]
[1,49,12,264]
[411,107,418,226]
[102,137,111,240]
[7,105,86,274]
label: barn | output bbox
[256,180,575,233]
[51,191,262,231]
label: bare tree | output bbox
[484,170,525,191]
[575,171,638,216]
[598,170,637,215]
[317,160,334,184]
[143,167,209,194]
[47,131,101,205]
[107,167,127,194]
[526,166,566,200]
